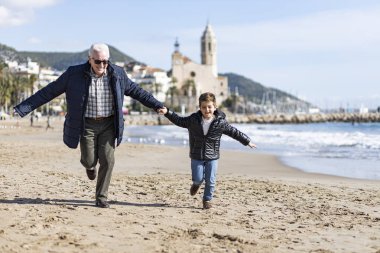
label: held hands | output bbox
[156,106,256,149]
[248,142,257,149]
[157,107,168,115]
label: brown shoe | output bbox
[203,200,212,209]
[190,184,200,196]
[95,199,110,208]
[86,167,97,180]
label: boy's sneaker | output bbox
[190,184,200,196]
[203,200,212,209]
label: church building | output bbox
[171,24,228,107]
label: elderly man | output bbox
[15,43,165,208]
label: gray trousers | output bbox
[80,117,115,201]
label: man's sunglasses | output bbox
[92,58,109,65]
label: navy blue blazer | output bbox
[15,62,163,148]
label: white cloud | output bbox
[0,0,59,8]
[27,37,41,44]
[218,6,380,54]
[207,6,380,106]
[0,5,29,26]
[0,0,60,27]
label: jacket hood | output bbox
[215,108,226,119]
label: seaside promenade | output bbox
[125,112,380,126]
[1,112,379,128]
[230,112,380,124]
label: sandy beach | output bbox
[0,118,379,253]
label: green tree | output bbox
[166,77,180,109]
[28,74,38,126]
[29,74,37,94]
[181,79,196,97]
[181,79,197,113]
[152,82,162,97]
[0,63,12,112]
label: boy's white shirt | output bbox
[202,116,214,135]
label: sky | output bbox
[1,0,380,109]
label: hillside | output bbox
[0,44,26,63]
[1,42,310,108]
[1,43,137,70]
[18,46,137,70]
[221,72,311,107]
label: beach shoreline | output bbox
[0,119,379,252]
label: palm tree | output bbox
[0,62,40,116]
[28,74,38,126]
[181,79,197,112]
[0,64,18,113]
[29,74,37,95]
[166,77,179,109]
[0,63,9,111]
[181,79,196,97]
[11,74,29,105]
[152,82,162,97]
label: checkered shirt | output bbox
[84,70,114,118]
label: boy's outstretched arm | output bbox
[163,107,191,128]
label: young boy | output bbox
[162,92,256,209]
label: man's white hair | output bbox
[89,43,110,58]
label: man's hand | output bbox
[248,142,257,149]
[157,107,168,115]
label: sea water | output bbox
[123,122,380,180]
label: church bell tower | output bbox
[201,23,217,77]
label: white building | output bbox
[171,23,228,107]
[126,63,171,107]
[39,67,62,87]
[5,57,40,78]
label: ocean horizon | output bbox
[122,122,380,181]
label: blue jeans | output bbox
[191,159,218,201]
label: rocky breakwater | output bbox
[229,112,380,124]
[122,112,380,125]
[124,114,171,126]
